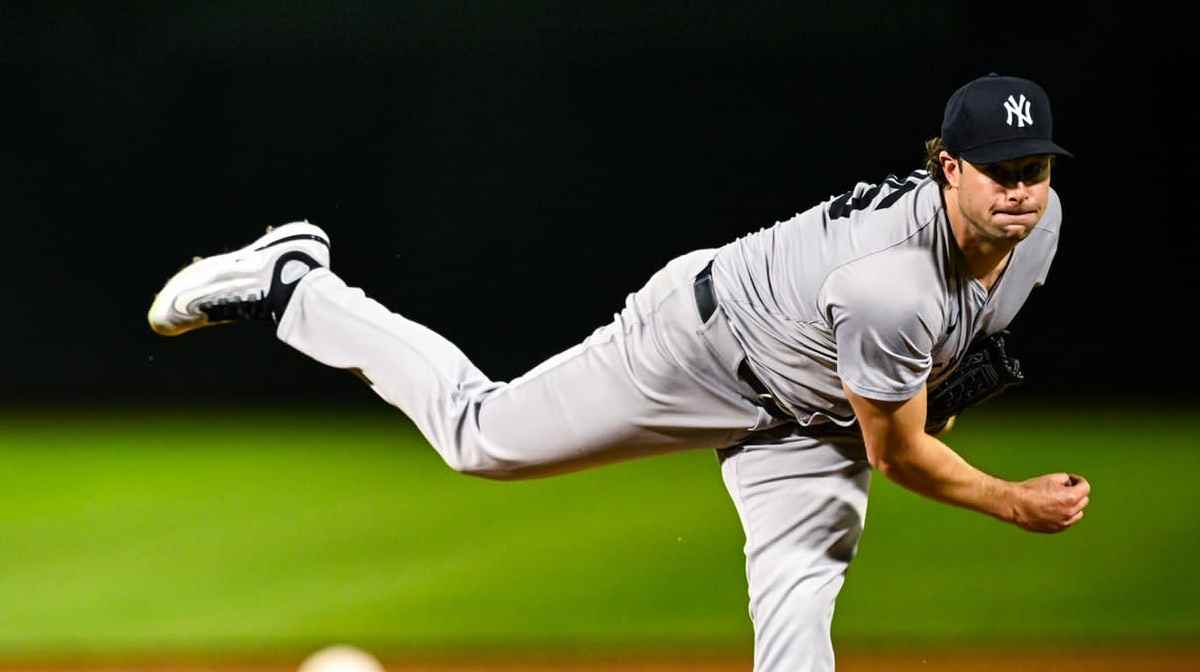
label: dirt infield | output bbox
[6,650,1200,672]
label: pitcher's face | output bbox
[947,154,1052,242]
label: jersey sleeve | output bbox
[821,254,941,402]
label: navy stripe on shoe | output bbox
[256,234,330,251]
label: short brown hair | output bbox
[924,137,1056,187]
[924,137,958,187]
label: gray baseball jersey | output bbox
[712,170,1061,426]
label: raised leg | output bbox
[276,250,763,479]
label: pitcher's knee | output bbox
[440,448,539,481]
[449,459,524,480]
[430,394,568,481]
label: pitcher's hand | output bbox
[1010,473,1090,533]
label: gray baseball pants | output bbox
[276,249,872,671]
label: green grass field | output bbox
[0,403,1196,659]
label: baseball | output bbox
[297,645,387,672]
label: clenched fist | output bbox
[1010,473,1091,533]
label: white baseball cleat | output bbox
[147,221,330,336]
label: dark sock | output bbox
[268,250,321,323]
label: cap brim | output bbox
[960,137,1074,163]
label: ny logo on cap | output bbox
[1004,94,1033,128]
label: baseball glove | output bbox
[926,330,1025,434]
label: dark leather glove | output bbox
[926,330,1024,434]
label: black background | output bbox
[3,3,1191,406]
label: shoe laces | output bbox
[198,291,271,322]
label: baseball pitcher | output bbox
[148,73,1091,671]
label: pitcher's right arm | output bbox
[844,383,1090,533]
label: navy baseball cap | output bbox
[941,73,1073,163]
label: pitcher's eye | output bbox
[985,165,1015,183]
[1022,163,1049,183]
